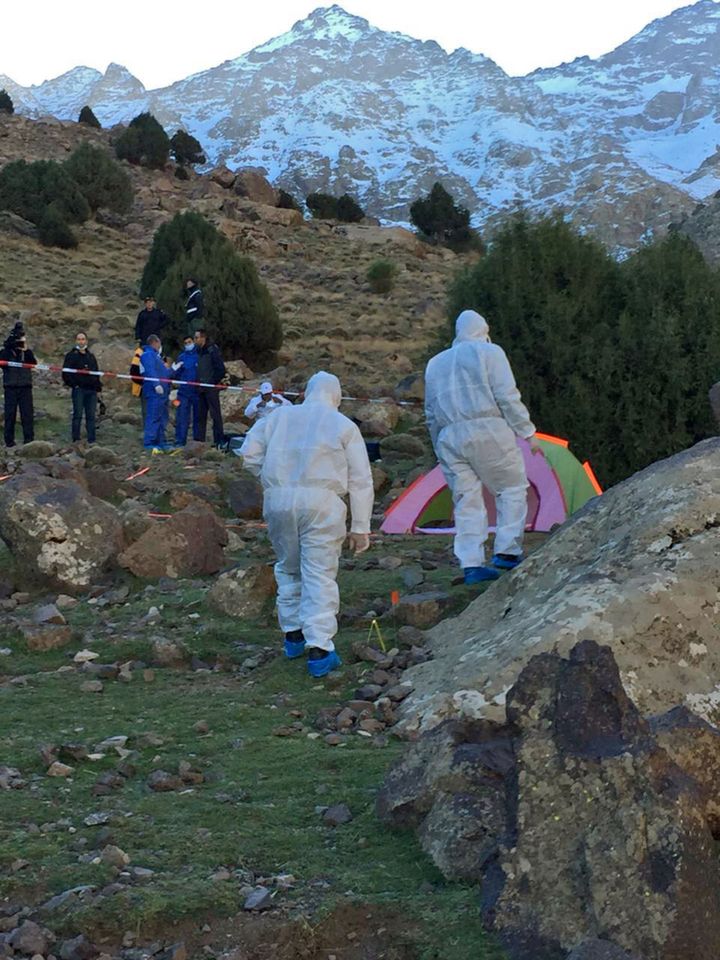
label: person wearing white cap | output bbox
[424,309,541,585]
[244,381,292,421]
[241,371,374,678]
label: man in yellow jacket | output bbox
[130,343,146,423]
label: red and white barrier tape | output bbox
[0,360,422,407]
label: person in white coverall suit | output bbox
[425,310,540,585]
[241,371,374,677]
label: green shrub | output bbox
[174,165,190,180]
[337,193,365,223]
[78,105,101,128]
[306,192,338,219]
[170,129,205,166]
[115,112,170,169]
[142,210,282,362]
[140,211,221,297]
[155,242,282,363]
[446,211,720,486]
[38,207,78,248]
[65,142,133,213]
[367,259,398,294]
[410,182,480,251]
[277,189,301,212]
[0,89,13,114]
[0,159,89,226]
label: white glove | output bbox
[155,385,164,396]
[171,362,182,372]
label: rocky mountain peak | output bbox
[2,3,720,252]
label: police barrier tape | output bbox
[0,360,423,406]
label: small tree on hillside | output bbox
[78,105,101,128]
[0,90,13,115]
[410,182,478,251]
[337,193,365,223]
[115,112,170,169]
[65,142,133,213]
[140,210,222,297]
[38,206,78,249]
[0,159,90,226]
[170,129,206,166]
[155,242,282,362]
[306,192,338,219]
[367,259,398,294]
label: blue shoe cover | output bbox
[492,554,523,570]
[284,638,306,659]
[307,650,342,678]
[463,566,500,585]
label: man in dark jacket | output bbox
[185,278,204,336]
[1,322,36,448]
[62,332,102,444]
[194,328,226,446]
[134,296,169,344]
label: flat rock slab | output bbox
[399,439,720,734]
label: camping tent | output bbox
[380,433,601,535]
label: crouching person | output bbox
[242,371,374,678]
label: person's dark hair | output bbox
[144,295,155,302]
[195,328,207,336]
[147,334,161,346]
[76,331,88,338]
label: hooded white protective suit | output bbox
[424,310,536,568]
[242,371,374,651]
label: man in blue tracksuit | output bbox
[172,336,200,446]
[140,334,170,450]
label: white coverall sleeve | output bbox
[488,347,536,439]
[424,364,440,449]
[344,425,374,534]
[277,395,293,407]
[244,396,260,419]
[241,418,270,477]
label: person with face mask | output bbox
[244,381,292,421]
[140,334,170,452]
[425,310,540,584]
[62,332,102,444]
[1,322,37,448]
[171,336,201,447]
[242,371,374,678]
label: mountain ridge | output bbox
[3,2,720,250]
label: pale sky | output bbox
[2,0,709,88]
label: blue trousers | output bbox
[71,387,97,443]
[175,392,200,445]
[143,393,168,448]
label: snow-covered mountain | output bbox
[4,1,720,248]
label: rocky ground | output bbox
[0,114,504,960]
[0,384,525,960]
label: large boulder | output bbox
[352,400,401,438]
[379,640,720,960]
[118,503,228,579]
[207,564,276,618]
[226,478,263,520]
[0,475,122,591]
[233,169,278,206]
[398,440,720,735]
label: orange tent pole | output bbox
[582,461,603,495]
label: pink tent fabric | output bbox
[381,437,567,535]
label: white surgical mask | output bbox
[184,343,194,352]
